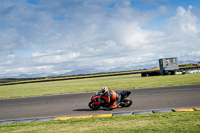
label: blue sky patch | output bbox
[27,0,40,5]
[108,3,115,8]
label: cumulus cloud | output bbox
[159,5,200,58]
[0,0,200,78]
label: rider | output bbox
[101,86,119,110]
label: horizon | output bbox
[1,60,199,79]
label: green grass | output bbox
[0,73,200,99]
[1,74,200,132]
[0,111,200,133]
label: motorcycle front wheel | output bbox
[88,101,101,110]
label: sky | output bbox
[0,0,200,78]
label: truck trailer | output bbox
[159,57,179,75]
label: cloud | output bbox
[0,0,200,78]
[33,52,80,64]
[163,5,199,34]
[159,5,200,57]
[0,28,20,50]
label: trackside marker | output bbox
[72,115,93,119]
[53,116,72,120]
[0,120,14,124]
[113,112,133,116]
[194,108,200,111]
[92,114,112,118]
[53,114,98,120]
[173,108,195,112]
[152,109,173,113]
[33,117,55,122]
[133,111,153,114]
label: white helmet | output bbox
[102,86,108,93]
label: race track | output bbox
[0,84,200,121]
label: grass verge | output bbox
[0,111,200,133]
[0,73,200,99]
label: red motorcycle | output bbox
[88,90,132,110]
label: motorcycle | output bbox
[88,90,132,110]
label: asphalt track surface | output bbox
[0,84,200,121]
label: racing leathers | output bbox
[102,89,119,109]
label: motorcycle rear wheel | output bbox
[88,101,101,110]
[120,97,132,107]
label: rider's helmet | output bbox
[102,86,108,93]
